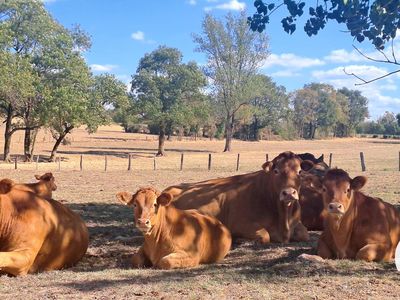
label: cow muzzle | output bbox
[279,187,299,206]
[136,218,152,233]
[327,202,345,215]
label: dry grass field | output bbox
[0,124,399,299]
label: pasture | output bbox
[0,125,399,299]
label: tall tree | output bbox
[249,0,400,83]
[338,87,369,136]
[131,46,206,156]
[193,12,269,152]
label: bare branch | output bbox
[352,45,400,66]
[391,39,397,64]
[344,67,400,85]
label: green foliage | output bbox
[249,0,400,50]
[131,46,207,134]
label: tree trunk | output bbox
[23,128,35,162]
[29,128,38,158]
[223,114,234,152]
[156,126,166,156]
[3,105,13,162]
[48,126,73,162]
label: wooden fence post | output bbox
[153,157,156,170]
[14,157,17,170]
[80,155,83,171]
[128,154,132,171]
[266,153,269,162]
[360,152,366,172]
[104,155,108,172]
[36,155,39,170]
[180,153,184,171]
[57,157,61,171]
[236,153,240,171]
[329,153,332,168]
[398,151,400,171]
[208,154,212,171]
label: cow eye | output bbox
[346,188,350,194]
[298,170,302,175]
[273,169,279,174]
[133,203,137,208]
[153,203,158,208]
[322,187,326,192]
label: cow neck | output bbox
[264,171,292,241]
[144,205,173,247]
[327,192,358,258]
[0,196,14,244]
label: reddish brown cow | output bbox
[0,180,88,276]
[12,173,57,200]
[317,169,400,261]
[164,151,313,244]
[116,187,231,269]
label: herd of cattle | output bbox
[0,151,399,275]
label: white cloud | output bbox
[324,49,365,63]
[90,64,118,72]
[270,70,301,77]
[312,65,388,82]
[205,0,246,11]
[188,0,196,5]
[263,53,325,69]
[131,31,145,41]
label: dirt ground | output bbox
[0,125,399,299]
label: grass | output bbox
[0,125,399,299]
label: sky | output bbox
[43,0,400,119]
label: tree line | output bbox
[1,2,390,160]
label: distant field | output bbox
[0,124,399,299]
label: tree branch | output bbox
[343,67,400,85]
[352,45,400,66]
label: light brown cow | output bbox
[164,151,313,244]
[12,172,57,200]
[116,187,231,269]
[0,180,88,276]
[317,169,400,261]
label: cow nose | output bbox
[281,188,297,197]
[137,219,150,226]
[328,203,343,210]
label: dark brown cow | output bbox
[297,153,324,164]
[164,151,313,244]
[317,169,400,261]
[0,180,88,276]
[116,187,231,269]
[299,159,330,231]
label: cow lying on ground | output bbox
[116,187,231,269]
[0,179,88,276]
[164,151,314,244]
[299,158,330,231]
[12,173,57,200]
[316,169,400,261]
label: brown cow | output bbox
[317,169,400,261]
[116,187,231,269]
[164,151,313,244]
[299,159,330,231]
[12,173,57,200]
[0,180,89,276]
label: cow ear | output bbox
[157,192,173,206]
[37,173,53,181]
[301,160,314,171]
[116,192,134,206]
[350,176,367,191]
[0,179,14,194]
[262,161,273,172]
[318,154,324,162]
[34,174,41,180]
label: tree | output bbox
[248,0,400,83]
[193,12,269,152]
[337,87,369,135]
[377,111,399,135]
[131,46,207,156]
[397,113,400,127]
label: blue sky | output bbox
[44,0,400,119]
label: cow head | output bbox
[0,178,15,194]
[321,169,366,218]
[116,187,162,234]
[35,172,57,191]
[262,151,314,207]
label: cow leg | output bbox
[131,246,152,268]
[356,243,391,262]
[317,239,333,259]
[0,250,35,276]
[291,222,310,242]
[158,252,199,270]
